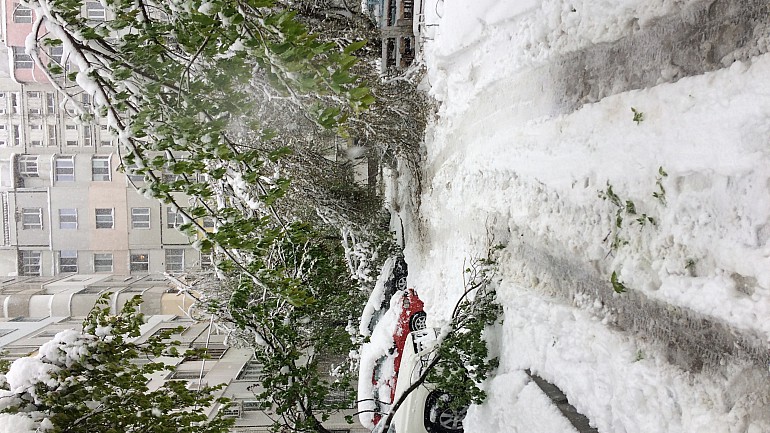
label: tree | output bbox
[20,1,421,431]
[0,295,232,433]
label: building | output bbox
[377,0,417,72]
[0,2,204,278]
[0,273,367,433]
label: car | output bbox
[364,255,409,335]
[369,288,427,426]
[391,329,468,433]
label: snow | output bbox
[388,0,770,432]
[0,414,37,433]
[357,284,404,429]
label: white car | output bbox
[391,329,467,433]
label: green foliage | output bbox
[0,294,232,433]
[207,223,367,432]
[653,166,668,205]
[427,253,503,411]
[611,271,628,294]
[631,107,644,124]
[23,2,414,431]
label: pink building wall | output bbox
[4,0,50,84]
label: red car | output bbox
[371,288,427,426]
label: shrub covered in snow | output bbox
[0,294,232,433]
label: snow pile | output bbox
[394,0,770,431]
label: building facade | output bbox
[0,2,203,278]
[0,274,366,433]
[379,0,417,72]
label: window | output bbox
[167,207,185,228]
[21,208,42,230]
[54,156,75,181]
[100,140,112,147]
[19,251,41,276]
[130,253,149,273]
[48,46,63,66]
[46,93,56,113]
[10,93,19,114]
[131,207,150,229]
[26,91,40,98]
[91,155,110,181]
[47,125,56,146]
[200,253,213,269]
[29,107,41,116]
[12,125,20,146]
[165,249,184,273]
[12,5,32,23]
[58,250,77,273]
[95,208,114,229]
[30,123,41,130]
[12,47,33,69]
[31,140,41,147]
[83,125,92,147]
[241,400,270,411]
[17,155,38,177]
[65,124,76,131]
[66,140,78,147]
[58,208,77,229]
[125,163,144,182]
[93,253,113,272]
[202,217,215,229]
[86,2,106,20]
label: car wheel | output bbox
[425,392,467,433]
[409,311,427,331]
[396,276,407,291]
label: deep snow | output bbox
[393,0,770,432]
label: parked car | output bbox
[391,329,467,433]
[365,255,409,335]
[369,288,427,427]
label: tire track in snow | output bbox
[552,0,770,112]
[504,236,770,372]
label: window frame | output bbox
[12,5,33,24]
[130,207,151,229]
[58,250,78,273]
[165,249,184,273]
[54,155,75,181]
[93,253,113,272]
[95,208,114,229]
[130,252,149,273]
[85,1,106,20]
[20,251,41,276]
[21,207,43,230]
[17,155,39,177]
[58,208,77,229]
[12,46,33,69]
[91,155,111,181]
[166,207,185,229]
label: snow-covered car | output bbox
[392,329,467,433]
[364,255,409,335]
[369,288,427,426]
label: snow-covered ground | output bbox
[393,0,770,431]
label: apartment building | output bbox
[0,2,203,278]
[378,0,417,72]
[0,274,367,433]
